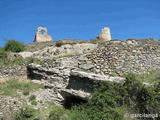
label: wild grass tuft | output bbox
[0,79,44,98]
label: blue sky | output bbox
[0,0,160,47]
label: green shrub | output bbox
[12,71,160,120]
[26,57,43,65]
[0,49,7,60]
[29,95,36,101]
[14,107,37,119]
[90,39,98,44]
[0,49,24,66]
[31,100,37,106]
[123,72,143,106]
[48,107,66,120]
[55,41,64,47]
[137,70,160,84]
[23,90,30,96]
[0,47,3,50]
[78,82,127,120]
[69,72,160,120]
[4,40,26,52]
[0,58,24,67]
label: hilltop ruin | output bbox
[34,27,52,42]
[97,27,111,41]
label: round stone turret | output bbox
[97,27,111,41]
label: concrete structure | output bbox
[34,27,52,42]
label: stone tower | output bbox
[97,27,111,41]
[34,27,52,42]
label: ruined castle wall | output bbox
[78,39,160,75]
[34,27,52,42]
[97,27,111,41]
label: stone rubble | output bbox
[0,96,22,119]
[0,66,27,81]
[32,43,97,59]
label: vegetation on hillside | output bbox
[4,40,26,52]
[0,40,27,66]
[0,47,6,60]
[55,41,64,47]
[90,38,99,44]
[0,55,43,67]
[0,43,43,66]
[1,39,160,119]
[0,79,44,98]
[12,72,160,120]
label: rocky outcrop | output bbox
[32,43,97,59]
[22,38,160,107]
[59,39,88,44]
[70,70,124,83]
[34,27,52,42]
[26,41,55,52]
[66,70,125,93]
[22,43,97,59]
[27,63,125,105]
[61,89,91,101]
[27,63,70,88]
[6,52,23,60]
[29,88,64,105]
[18,52,34,58]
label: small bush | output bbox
[55,41,64,47]
[23,90,30,96]
[4,40,26,52]
[26,57,43,65]
[0,58,24,67]
[48,107,66,120]
[0,49,7,60]
[90,39,98,44]
[15,107,36,119]
[29,95,36,101]
[31,100,37,105]
[0,48,24,66]
[0,47,3,50]
[123,72,143,105]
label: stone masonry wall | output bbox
[78,39,160,75]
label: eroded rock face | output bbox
[27,63,125,105]
[97,27,111,41]
[34,27,52,42]
[27,63,70,88]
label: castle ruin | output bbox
[97,27,111,41]
[34,27,52,42]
